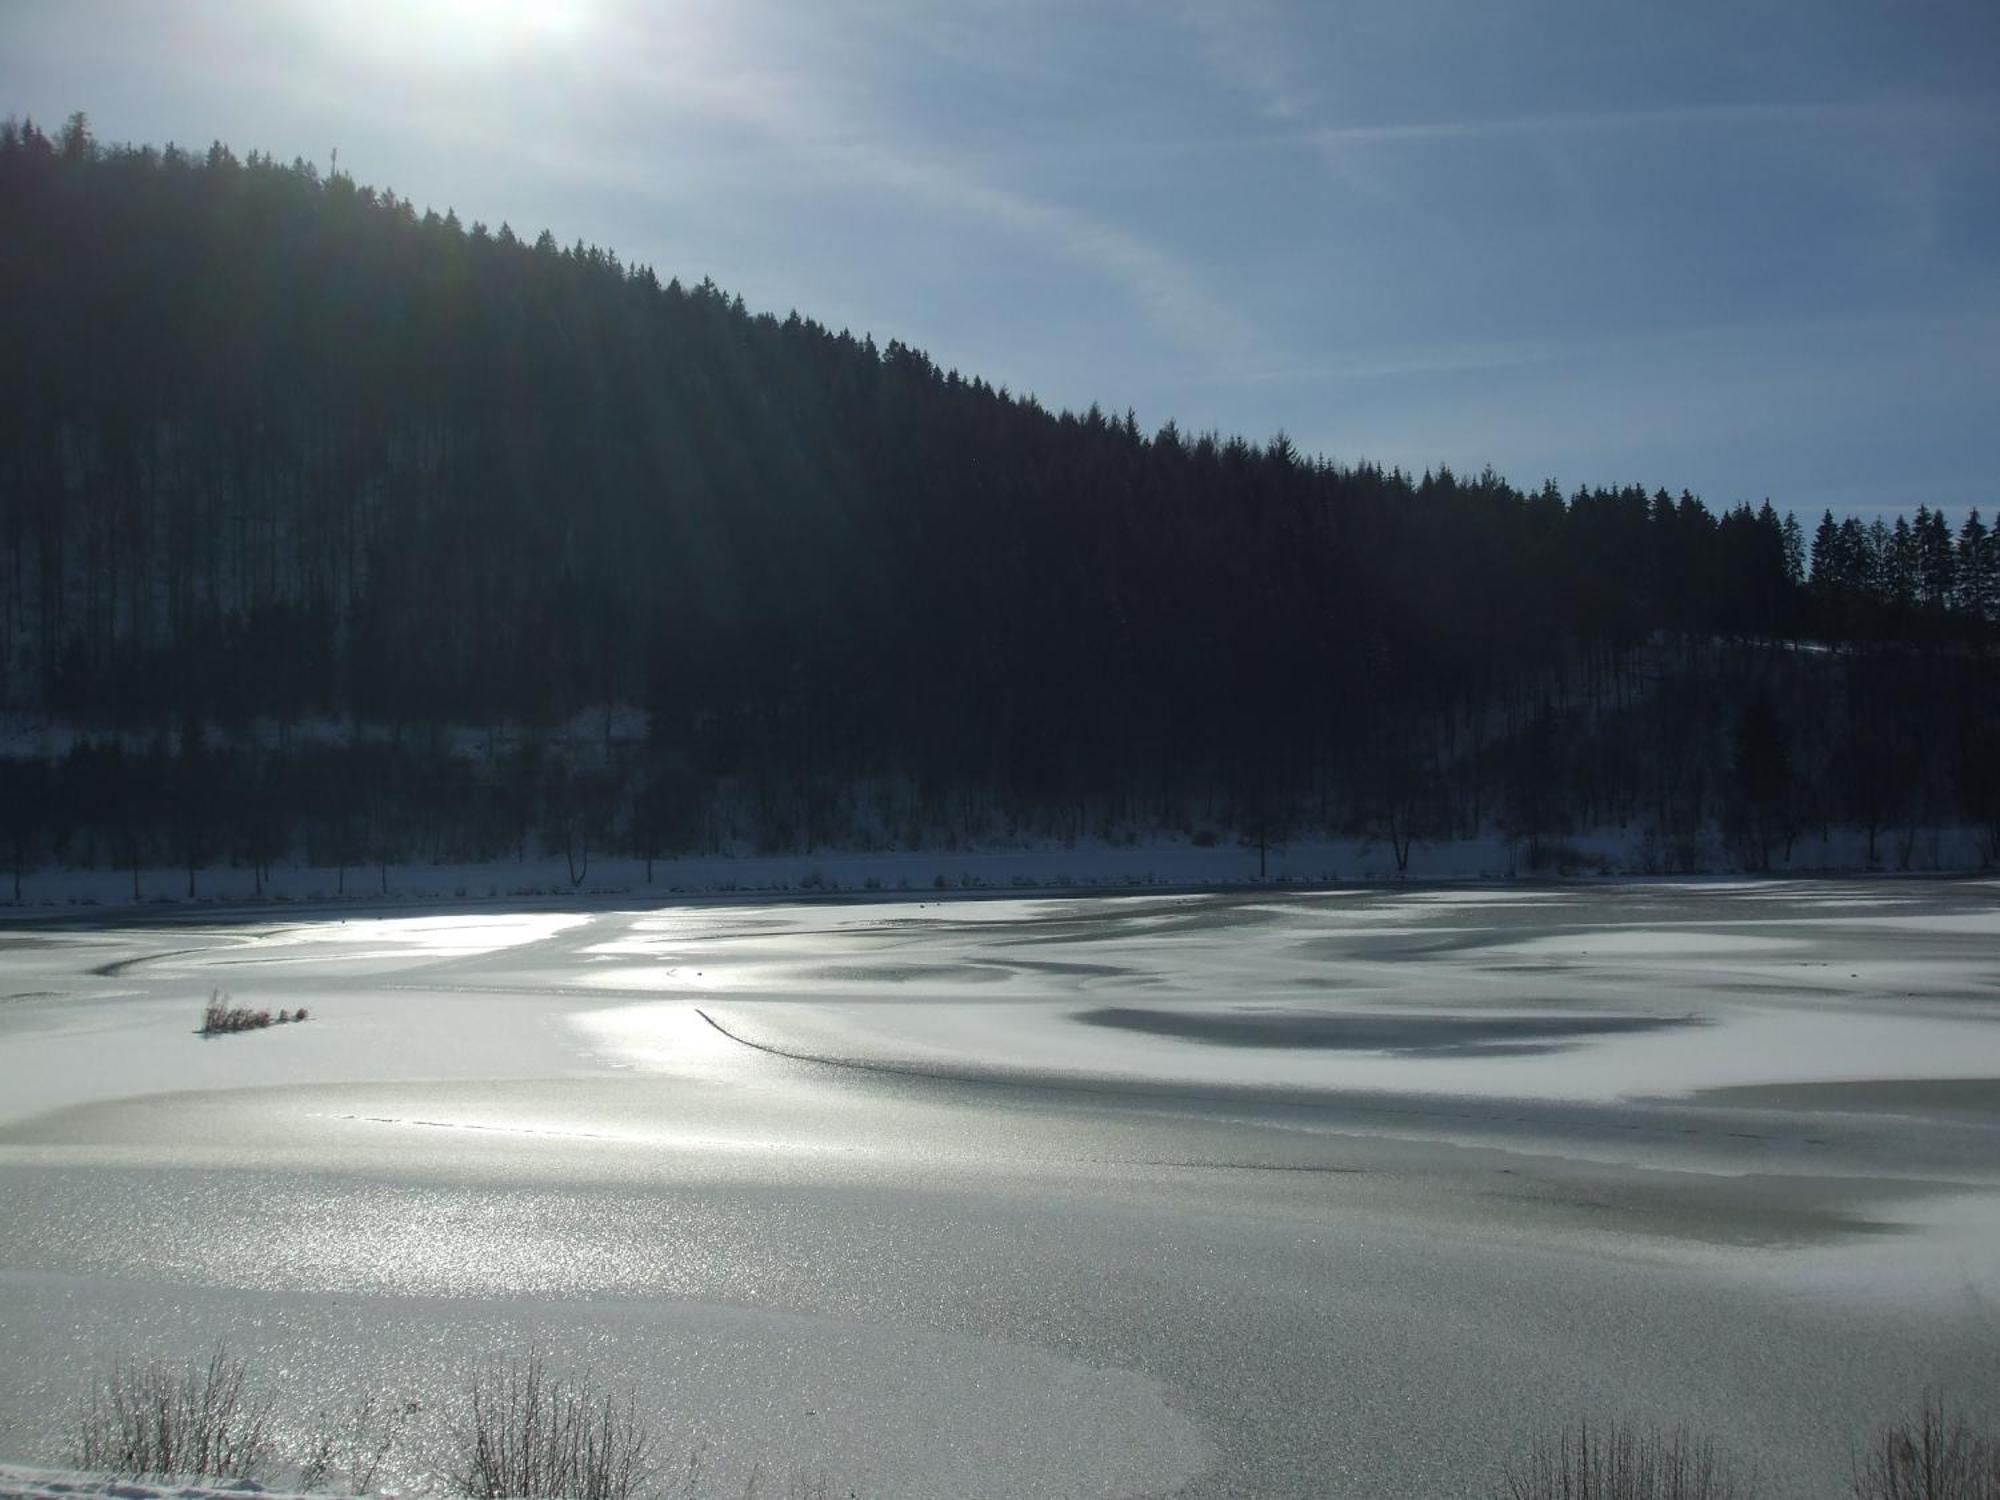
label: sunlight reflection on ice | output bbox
[253,911,591,954]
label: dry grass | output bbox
[1496,1419,1758,1500]
[75,1346,276,1481]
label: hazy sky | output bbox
[5,0,1997,519]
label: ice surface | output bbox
[1,880,1996,1498]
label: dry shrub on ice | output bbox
[75,1345,276,1481]
[198,989,308,1034]
[1495,1419,1757,1500]
[1851,1394,2000,1500]
[451,1350,659,1500]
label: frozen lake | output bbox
[1,880,1997,1497]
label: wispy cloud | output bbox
[814,142,1267,362]
[1239,300,2000,394]
[568,5,1276,363]
[1232,339,1565,387]
[1172,0,1318,122]
[1304,99,1875,153]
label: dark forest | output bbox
[2,115,1996,891]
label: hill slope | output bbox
[1,115,1996,878]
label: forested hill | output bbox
[2,115,1997,881]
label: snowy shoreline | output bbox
[1,827,1990,922]
[0,1470,372,1500]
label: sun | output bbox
[317,0,596,71]
[422,0,588,45]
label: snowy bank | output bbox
[0,1471,373,1500]
[1,825,1991,916]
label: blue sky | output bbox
[5,0,1997,520]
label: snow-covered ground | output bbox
[0,1470,339,1500]
[1,880,1996,1498]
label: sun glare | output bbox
[317,0,596,71]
